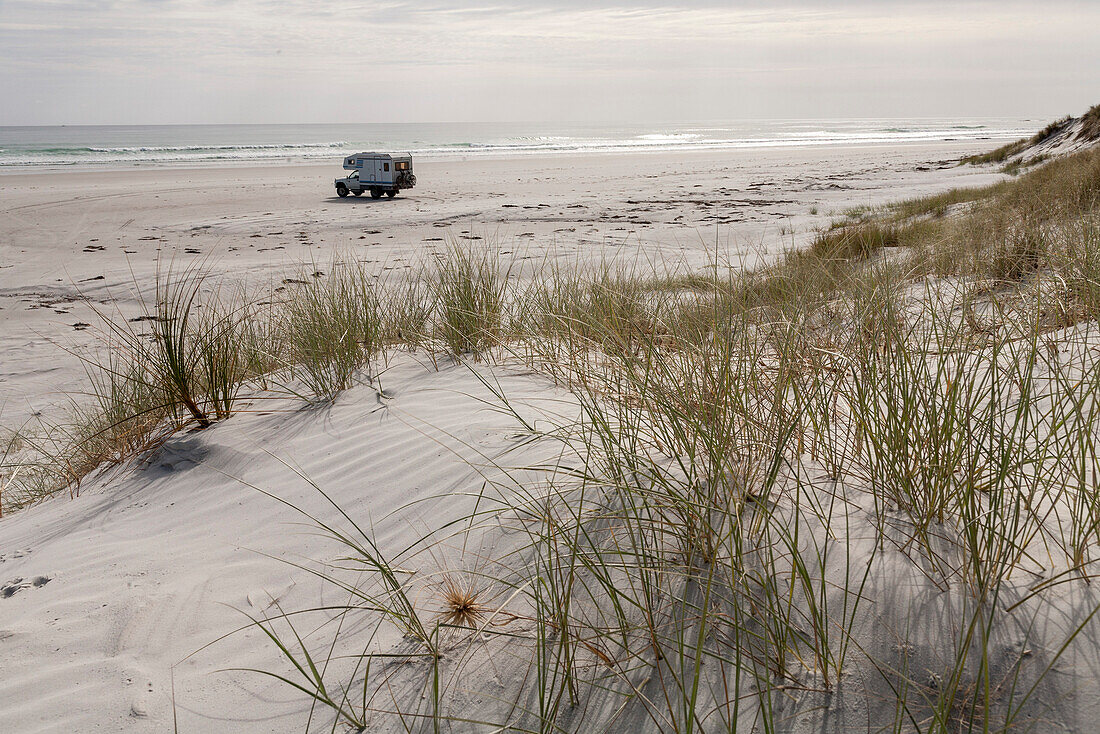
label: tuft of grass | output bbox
[144,266,243,426]
[88,264,251,429]
[281,263,384,401]
[430,245,508,359]
[1078,103,1100,143]
[0,267,250,509]
[809,221,901,261]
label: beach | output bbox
[1,140,1007,427]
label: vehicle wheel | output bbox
[370,187,383,199]
[353,190,363,196]
[336,184,348,198]
[386,190,397,198]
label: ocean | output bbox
[0,119,1038,170]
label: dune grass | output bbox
[230,147,1100,731]
[243,257,1100,730]
[963,104,1100,168]
[430,245,509,359]
[281,262,385,401]
[808,221,902,260]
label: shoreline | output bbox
[0,128,1026,176]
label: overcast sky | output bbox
[1,0,1098,125]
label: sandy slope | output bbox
[1006,105,1100,163]
[0,355,568,732]
[7,351,1100,732]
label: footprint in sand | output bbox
[0,549,32,563]
[0,575,51,599]
[129,680,155,719]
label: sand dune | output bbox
[0,355,570,731]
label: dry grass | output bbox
[809,221,901,260]
[1077,103,1100,143]
[436,575,490,629]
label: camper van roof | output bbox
[348,152,412,160]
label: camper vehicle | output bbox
[334,152,416,198]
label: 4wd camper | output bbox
[335,152,416,198]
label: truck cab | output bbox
[334,152,416,199]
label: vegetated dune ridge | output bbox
[963,103,1100,166]
[5,121,1100,732]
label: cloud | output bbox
[1,0,1098,124]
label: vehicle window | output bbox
[383,163,390,171]
[395,161,410,170]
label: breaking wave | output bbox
[0,120,1038,169]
